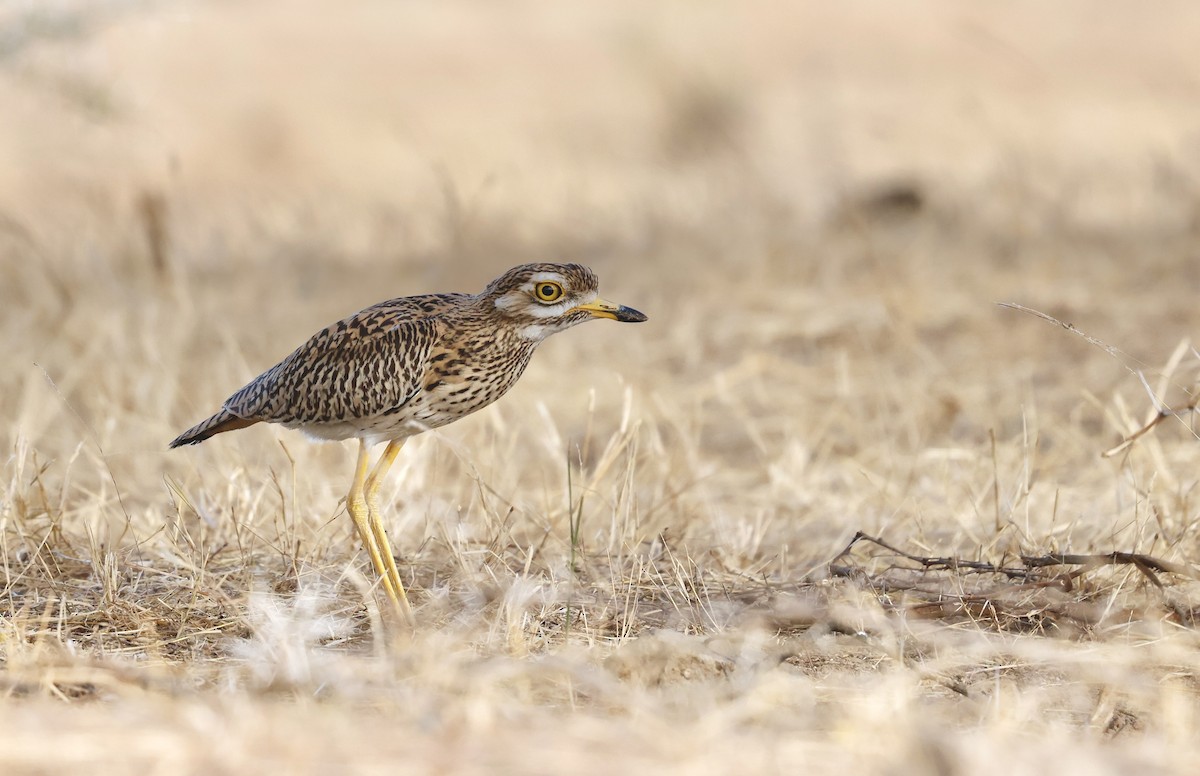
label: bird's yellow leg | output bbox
[348,438,400,605]
[365,438,413,624]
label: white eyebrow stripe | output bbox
[491,278,598,316]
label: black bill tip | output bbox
[616,305,648,323]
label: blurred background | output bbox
[3,0,1197,269]
[4,0,1200,549]
[4,0,1200,540]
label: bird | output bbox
[170,263,647,623]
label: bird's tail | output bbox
[169,409,258,448]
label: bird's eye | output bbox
[534,281,564,303]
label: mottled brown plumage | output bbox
[171,263,646,622]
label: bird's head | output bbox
[482,263,647,341]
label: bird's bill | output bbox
[573,298,648,323]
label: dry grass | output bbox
[4,1,1200,773]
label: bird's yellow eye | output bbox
[534,281,564,303]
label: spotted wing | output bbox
[223,293,466,424]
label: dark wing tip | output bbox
[169,412,258,448]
